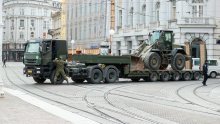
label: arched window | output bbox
[141,4,146,26]
[155,2,160,21]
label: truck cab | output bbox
[23,39,68,84]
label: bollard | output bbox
[0,79,4,98]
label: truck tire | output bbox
[160,72,170,81]
[210,71,217,78]
[193,71,201,80]
[150,72,158,82]
[131,78,140,82]
[171,53,185,70]
[144,52,161,70]
[172,71,180,81]
[182,72,191,81]
[105,69,118,83]
[72,78,85,83]
[87,69,103,84]
[33,77,46,84]
[50,70,64,84]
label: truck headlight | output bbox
[36,56,39,59]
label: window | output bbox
[172,0,176,19]
[31,32,34,38]
[31,9,35,16]
[192,0,204,17]
[11,19,14,29]
[44,9,47,16]
[43,21,46,29]
[20,32,24,39]
[3,32,6,40]
[20,20,24,27]
[11,32,13,40]
[216,39,220,44]
[156,2,160,21]
[141,5,146,26]
[31,20,35,27]
[118,10,122,27]
[20,8,24,15]
[127,41,132,54]
[130,7,134,27]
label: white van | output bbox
[192,58,220,78]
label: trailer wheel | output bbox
[193,71,201,80]
[171,53,185,70]
[172,71,180,81]
[182,72,191,81]
[210,71,217,78]
[33,77,46,84]
[131,78,140,82]
[72,78,85,83]
[105,69,118,83]
[88,69,103,84]
[144,52,161,70]
[50,70,64,84]
[160,72,170,81]
[150,72,158,82]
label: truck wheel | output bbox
[193,71,201,80]
[33,77,46,84]
[50,70,64,84]
[182,72,191,81]
[150,72,158,82]
[171,53,185,70]
[131,78,140,82]
[210,72,217,78]
[160,72,170,81]
[172,71,180,81]
[144,52,161,70]
[88,69,103,84]
[72,78,85,83]
[105,69,118,83]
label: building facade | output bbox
[0,0,3,62]
[51,11,61,39]
[2,0,60,61]
[63,0,114,54]
[113,0,220,63]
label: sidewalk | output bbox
[0,92,72,124]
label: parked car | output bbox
[192,58,220,78]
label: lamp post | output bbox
[109,29,115,55]
[71,40,75,55]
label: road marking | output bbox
[4,88,99,124]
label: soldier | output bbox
[3,58,6,68]
[202,60,208,86]
[53,57,69,84]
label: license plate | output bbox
[27,69,32,74]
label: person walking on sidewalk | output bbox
[3,58,6,68]
[202,60,208,86]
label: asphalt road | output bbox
[1,62,220,124]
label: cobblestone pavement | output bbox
[1,62,220,124]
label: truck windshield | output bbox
[26,42,40,53]
[150,32,160,44]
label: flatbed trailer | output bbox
[68,54,201,83]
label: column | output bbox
[0,0,3,61]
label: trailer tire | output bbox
[171,53,185,70]
[131,78,140,82]
[172,71,180,81]
[87,69,103,84]
[33,77,46,84]
[72,78,85,83]
[144,52,161,70]
[160,72,170,81]
[50,70,64,84]
[182,72,191,81]
[150,72,158,82]
[193,71,201,80]
[105,69,118,83]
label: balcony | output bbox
[178,17,216,27]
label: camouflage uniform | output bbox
[53,58,69,84]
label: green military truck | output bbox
[23,30,201,84]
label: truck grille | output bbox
[26,59,37,64]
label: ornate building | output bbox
[113,0,220,64]
[2,0,60,61]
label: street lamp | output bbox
[109,29,115,55]
[71,40,75,55]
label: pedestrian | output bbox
[3,58,6,68]
[202,60,208,86]
[53,57,69,84]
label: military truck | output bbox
[23,30,201,84]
